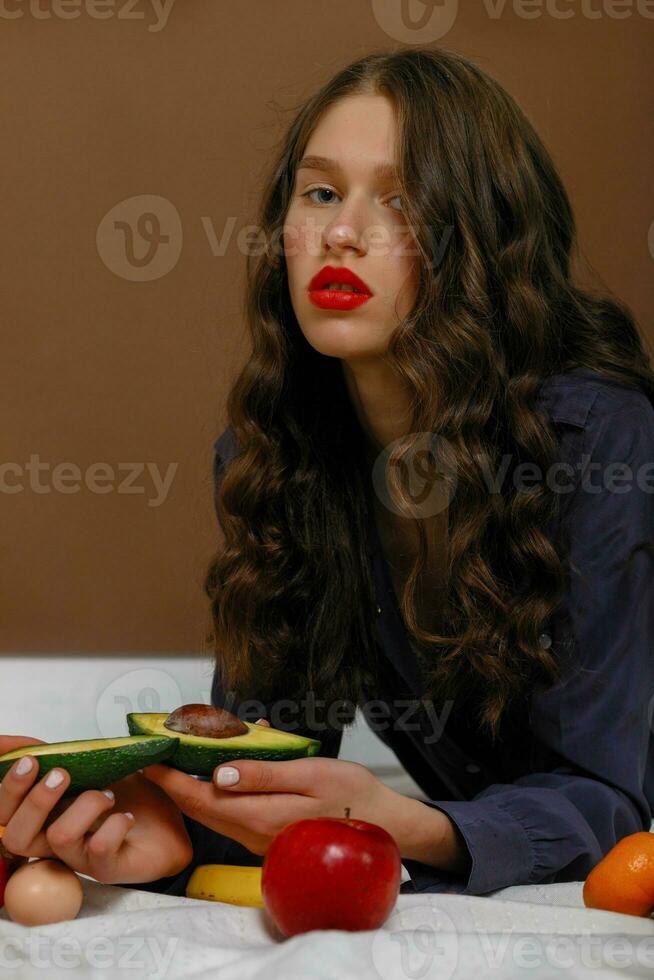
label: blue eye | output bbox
[302,186,339,205]
[300,186,404,212]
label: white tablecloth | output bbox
[1,871,653,979]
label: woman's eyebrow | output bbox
[297,155,398,181]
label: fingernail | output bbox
[102,789,115,801]
[255,718,265,724]
[14,757,33,776]
[124,812,135,821]
[216,766,240,787]
[45,769,65,790]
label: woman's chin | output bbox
[300,320,386,360]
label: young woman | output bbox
[2,47,653,897]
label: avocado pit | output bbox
[163,704,249,739]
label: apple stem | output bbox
[344,807,351,818]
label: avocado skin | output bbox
[0,736,178,797]
[127,712,321,776]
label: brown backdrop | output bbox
[1,0,652,653]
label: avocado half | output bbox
[126,712,321,775]
[0,735,178,797]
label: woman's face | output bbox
[283,93,419,362]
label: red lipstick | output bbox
[308,264,373,311]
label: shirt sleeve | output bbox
[401,399,654,895]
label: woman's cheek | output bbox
[283,214,309,260]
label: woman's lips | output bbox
[307,288,373,311]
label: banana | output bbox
[185,864,264,908]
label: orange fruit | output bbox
[583,832,654,917]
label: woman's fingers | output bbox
[84,812,136,880]
[0,754,41,826]
[0,743,140,873]
[87,811,135,854]
[44,788,118,870]
[1,764,72,858]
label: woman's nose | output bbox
[324,221,365,254]
[323,202,371,253]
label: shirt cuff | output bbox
[400,798,535,895]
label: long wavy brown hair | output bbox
[204,46,654,743]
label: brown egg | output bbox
[4,859,84,926]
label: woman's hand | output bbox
[0,735,46,870]
[142,717,447,862]
[0,736,193,884]
[143,720,468,871]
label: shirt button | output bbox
[539,632,552,649]
[465,762,481,774]
[375,603,382,616]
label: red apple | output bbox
[0,858,9,908]
[261,816,401,937]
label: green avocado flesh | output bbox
[126,713,321,774]
[0,736,177,797]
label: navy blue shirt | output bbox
[141,366,654,897]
